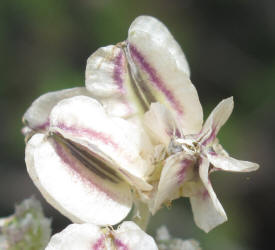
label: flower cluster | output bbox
[0,197,51,250]
[22,16,259,249]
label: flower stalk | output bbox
[132,201,151,231]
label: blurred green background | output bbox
[0,0,274,249]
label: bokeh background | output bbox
[0,0,274,249]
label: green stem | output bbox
[132,201,151,231]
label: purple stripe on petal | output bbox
[166,127,181,138]
[112,50,133,115]
[177,159,192,184]
[202,127,216,146]
[57,123,119,149]
[113,50,125,93]
[56,123,136,163]
[208,150,218,156]
[202,189,209,200]
[53,139,116,200]
[129,44,184,115]
[114,238,129,250]
[175,128,182,138]
[92,236,105,250]
[34,120,50,131]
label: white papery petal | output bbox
[45,224,104,250]
[143,103,181,146]
[113,221,158,250]
[25,133,132,226]
[86,45,124,97]
[127,15,203,134]
[49,96,153,190]
[151,152,195,213]
[85,45,144,118]
[100,96,136,118]
[46,222,158,250]
[23,87,91,131]
[199,97,234,146]
[212,139,229,157]
[190,157,227,232]
[128,16,190,77]
[208,152,259,172]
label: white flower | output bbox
[0,197,51,250]
[85,15,259,231]
[23,15,259,233]
[45,221,157,250]
[143,99,259,232]
[156,226,201,250]
[23,92,154,226]
[23,15,201,227]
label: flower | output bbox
[0,197,51,250]
[23,93,153,226]
[156,226,201,250]
[85,15,259,231]
[142,99,259,232]
[23,15,201,227]
[45,221,157,250]
[23,15,259,232]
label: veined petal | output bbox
[128,16,191,78]
[151,152,195,214]
[46,222,158,250]
[23,87,91,131]
[143,103,181,146]
[49,95,153,190]
[45,223,104,250]
[199,97,234,146]
[113,221,158,250]
[208,152,259,172]
[190,157,227,232]
[127,16,203,134]
[25,133,132,226]
[85,45,145,118]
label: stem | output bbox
[132,201,151,231]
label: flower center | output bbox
[168,136,200,156]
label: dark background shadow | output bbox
[0,0,274,249]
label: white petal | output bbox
[46,222,158,250]
[190,157,227,232]
[49,96,153,190]
[100,96,136,118]
[127,15,203,134]
[199,97,234,146]
[212,139,229,157]
[23,87,91,131]
[151,152,195,214]
[25,133,132,226]
[113,221,158,250]
[143,103,180,146]
[208,152,259,172]
[128,16,190,77]
[85,45,144,118]
[45,223,103,250]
